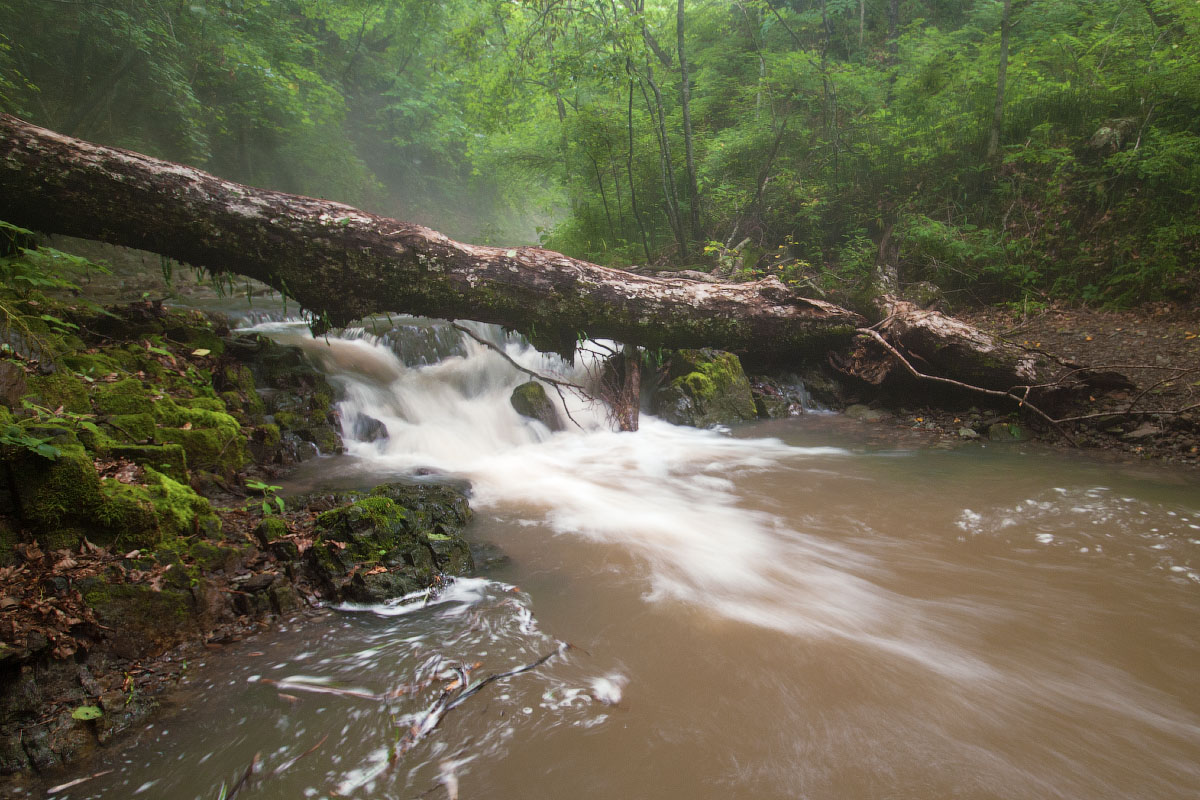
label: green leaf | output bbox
[72,705,104,721]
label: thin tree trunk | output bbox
[820,0,840,184]
[677,0,701,245]
[588,152,616,240]
[626,73,652,261]
[987,0,1013,160]
[888,0,899,56]
[640,69,688,259]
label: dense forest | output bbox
[1,0,1197,307]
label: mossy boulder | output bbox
[222,334,343,462]
[80,579,198,659]
[25,372,89,414]
[510,381,564,431]
[5,445,102,545]
[305,483,473,603]
[106,443,188,483]
[93,378,153,416]
[153,398,245,476]
[651,348,756,428]
[104,413,155,442]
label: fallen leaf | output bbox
[191,348,211,357]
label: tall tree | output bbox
[987,0,1014,160]
[677,0,700,246]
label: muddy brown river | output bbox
[41,321,1200,800]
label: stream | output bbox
[48,318,1200,799]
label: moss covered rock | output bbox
[510,381,564,431]
[80,579,198,659]
[651,348,757,428]
[305,483,473,603]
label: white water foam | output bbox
[245,321,999,680]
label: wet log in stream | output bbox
[0,113,1115,398]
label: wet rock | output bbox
[19,725,59,772]
[845,404,889,423]
[958,427,981,439]
[651,348,756,428]
[0,361,27,409]
[988,422,1030,442]
[223,334,343,462]
[304,482,474,603]
[510,381,563,431]
[750,376,800,419]
[352,413,389,442]
[280,431,320,463]
[80,579,199,660]
[1122,422,1161,441]
[0,732,30,775]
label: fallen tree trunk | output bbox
[0,113,861,363]
[0,114,1125,403]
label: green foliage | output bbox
[0,424,60,460]
[1,0,1197,303]
[246,479,285,516]
[71,705,103,721]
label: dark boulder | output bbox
[651,348,756,428]
[510,381,564,431]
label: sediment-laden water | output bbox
[47,320,1200,800]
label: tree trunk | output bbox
[0,113,1100,399]
[0,113,861,364]
[677,0,701,244]
[987,0,1013,160]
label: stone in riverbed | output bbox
[651,348,756,428]
[305,482,474,604]
[987,422,1030,442]
[510,381,564,431]
[845,404,889,423]
[352,413,389,442]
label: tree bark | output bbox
[987,0,1013,161]
[677,0,701,244]
[0,113,861,364]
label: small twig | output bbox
[225,752,260,800]
[272,734,329,775]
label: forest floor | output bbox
[877,302,1200,468]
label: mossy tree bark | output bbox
[0,113,861,364]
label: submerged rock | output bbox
[510,381,564,431]
[651,348,756,428]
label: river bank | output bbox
[0,251,477,787]
[827,303,1199,468]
